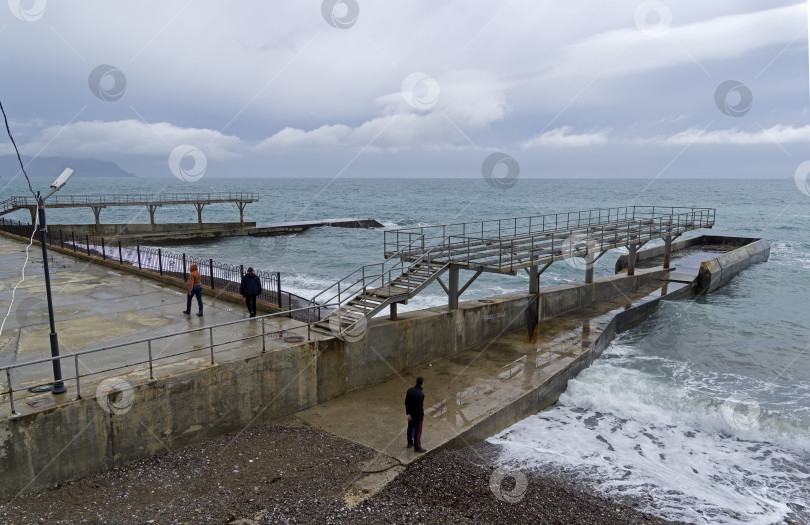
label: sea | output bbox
[1,176,808,524]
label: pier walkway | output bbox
[0,236,329,413]
[0,192,259,225]
[312,206,714,338]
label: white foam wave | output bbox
[489,345,810,524]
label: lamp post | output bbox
[37,168,74,395]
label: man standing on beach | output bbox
[405,377,426,452]
[239,267,262,317]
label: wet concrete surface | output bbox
[0,235,320,414]
[296,279,688,470]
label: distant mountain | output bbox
[0,156,136,178]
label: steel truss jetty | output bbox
[0,192,259,226]
[311,206,715,337]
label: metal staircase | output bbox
[309,238,451,338]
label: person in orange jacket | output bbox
[183,263,203,316]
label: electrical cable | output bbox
[0,98,37,198]
[0,201,40,339]
[0,98,42,339]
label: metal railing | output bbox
[0,303,336,417]
[0,218,316,320]
[384,206,715,255]
[0,192,259,210]
[431,208,715,272]
[310,231,445,308]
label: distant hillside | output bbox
[0,156,136,178]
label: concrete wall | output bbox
[614,235,761,273]
[1,343,318,496]
[697,239,770,293]
[440,280,696,449]
[53,222,256,236]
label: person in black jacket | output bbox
[405,377,426,452]
[239,267,262,317]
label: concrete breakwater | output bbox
[49,218,384,244]
[0,236,769,501]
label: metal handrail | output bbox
[309,231,433,307]
[386,207,715,256]
[321,236,455,339]
[0,302,338,416]
[385,206,715,251]
[3,192,259,208]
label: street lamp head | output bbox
[51,168,74,190]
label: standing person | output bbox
[239,267,262,317]
[183,263,203,317]
[405,377,426,452]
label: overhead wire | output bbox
[0,98,37,198]
[0,97,43,339]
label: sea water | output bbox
[1,176,808,523]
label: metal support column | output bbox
[146,205,158,225]
[448,266,459,310]
[194,203,205,225]
[663,235,673,269]
[91,206,103,226]
[627,243,638,276]
[389,302,397,320]
[236,201,248,226]
[585,259,595,283]
[529,265,539,294]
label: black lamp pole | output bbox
[37,191,66,394]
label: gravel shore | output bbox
[0,424,688,524]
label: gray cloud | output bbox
[0,0,805,178]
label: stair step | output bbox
[353,300,384,309]
[355,295,384,304]
[344,303,372,312]
[335,309,365,319]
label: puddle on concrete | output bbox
[18,311,172,358]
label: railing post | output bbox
[74,354,82,399]
[118,241,123,264]
[60,230,64,248]
[148,340,154,381]
[209,258,215,289]
[85,234,90,255]
[72,232,76,252]
[101,237,106,260]
[276,272,282,308]
[158,249,163,275]
[261,318,266,352]
[209,327,215,364]
[183,253,187,280]
[137,246,142,269]
[6,369,18,416]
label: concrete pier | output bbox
[0,236,314,389]
[0,233,768,501]
[45,218,384,244]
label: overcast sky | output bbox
[0,0,807,180]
